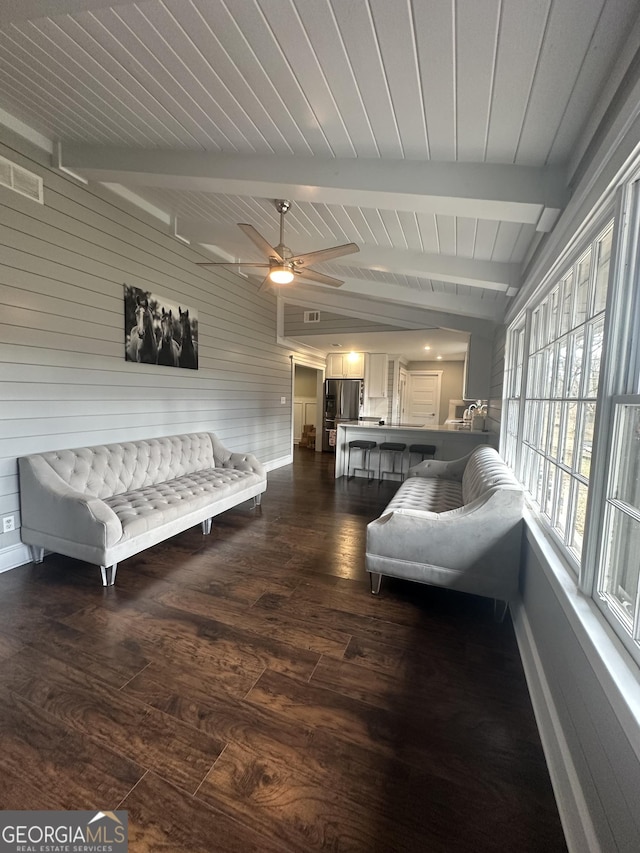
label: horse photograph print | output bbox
[124,285,198,370]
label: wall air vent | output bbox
[0,155,43,204]
[304,311,321,323]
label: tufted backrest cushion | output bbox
[35,433,217,499]
[461,445,521,505]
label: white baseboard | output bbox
[511,600,601,853]
[0,542,31,574]
[264,454,293,472]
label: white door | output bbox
[407,372,441,425]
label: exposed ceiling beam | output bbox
[0,106,52,152]
[262,281,504,330]
[276,289,497,336]
[62,144,566,229]
[335,246,518,293]
[334,278,505,322]
[184,222,517,293]
[0,1,117,27]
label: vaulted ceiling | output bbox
[1,0,639,332]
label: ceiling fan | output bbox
[197,199,359,291]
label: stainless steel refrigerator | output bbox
[322,378,364,452]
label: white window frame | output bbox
[585,176,640,663]
[507,218,614,573]
[597,396,640,643]
[505,168,640,665]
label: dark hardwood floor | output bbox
[0,448,567,852]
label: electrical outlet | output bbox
[280,396,286,404]
[2,515,15,534]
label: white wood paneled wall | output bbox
[0,132,292,572]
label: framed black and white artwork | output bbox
[124,285,198,370]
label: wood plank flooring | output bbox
[0,448,567,852]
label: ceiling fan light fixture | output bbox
[269,265,295,284]
[199,202,356,291]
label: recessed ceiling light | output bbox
[424,345,431,350]
[436,355,443,360]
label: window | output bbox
[599,399,640,637]
[508,222,613,569]
[505,168,640,662]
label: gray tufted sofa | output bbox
[18,432,266,586]
[366,445,523,605]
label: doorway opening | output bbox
[293,364,323,453]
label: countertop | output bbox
[337,421,489,436]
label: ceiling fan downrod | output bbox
[275,199,291,257]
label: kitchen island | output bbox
[335,422,496,479]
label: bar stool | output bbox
[378,442,407,483]
[408,443,436,468]
[347,440,377,480]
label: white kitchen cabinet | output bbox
[325,352,344,377]
[365,353,388,398]
[345,353,365,378]
[326,351,365,378]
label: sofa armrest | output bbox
[226,451,266,477]
[407,452,472,482]
[19,456,122,549]
[208,433,265,477]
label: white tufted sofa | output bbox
[366,445,523,604]
[18,432,266,586]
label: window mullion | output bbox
[580,185,637,594]
[514,311,532,479]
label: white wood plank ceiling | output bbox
[1,0,638,325]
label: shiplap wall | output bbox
[516,539,640,851]
[0,131,292,572]
[284,304,403,337]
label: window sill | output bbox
[524,507,640,764]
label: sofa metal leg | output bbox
[253,493,262,508]
[201,518,213,535]
[493,599,508,622]
[30,545,44,564]
[370,572,382,595]
[100,564,117,587]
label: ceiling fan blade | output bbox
[294,268,344,288]
[196,262,269,267]
[258,274,273,293]
[293,242,359,266]
[238,223,283,262]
